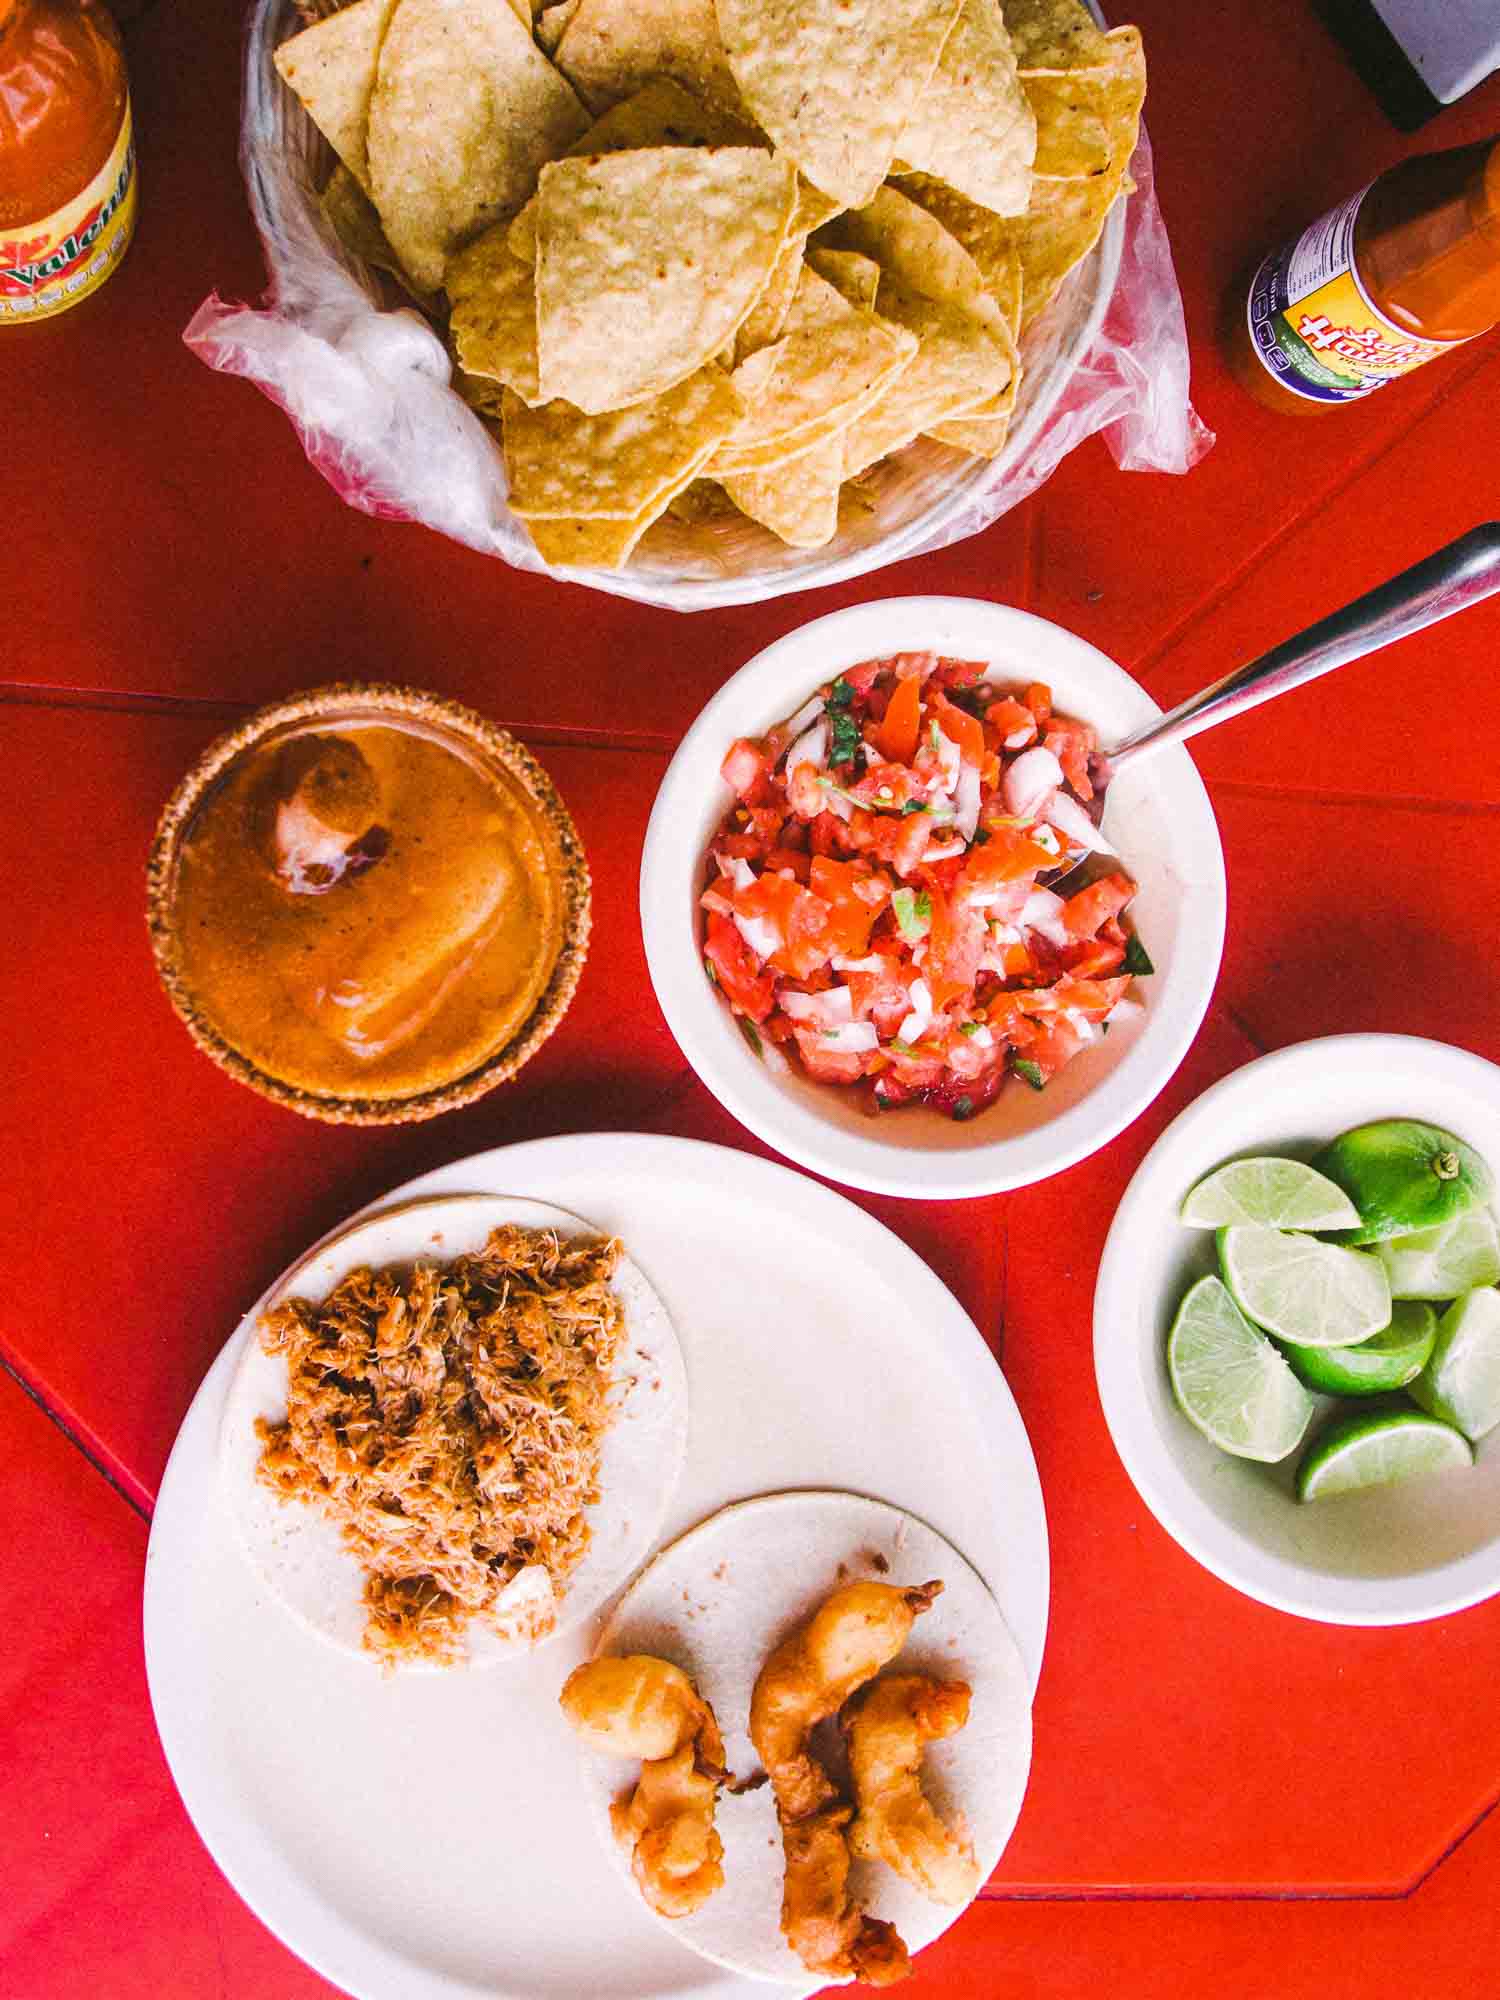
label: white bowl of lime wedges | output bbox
[1094,1033,1500,1625]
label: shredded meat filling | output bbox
[255,1225,625,1667]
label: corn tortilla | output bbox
[274,0,399,192]
[894,0,1035,218]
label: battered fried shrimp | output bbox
[780,1807,911,1986]
[750,1580,941,1984]
[845,1675,981,1907]
[559,1656,726,1918]
[750,1580,943,1820]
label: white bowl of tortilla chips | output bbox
[251,0,1144,604]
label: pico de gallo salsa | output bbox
[701,651,1151,1119]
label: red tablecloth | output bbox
[6,0,1500,1992]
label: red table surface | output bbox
[7,0,1500,1991]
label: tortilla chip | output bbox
[900,168,1115,330]
[367,0,589,291]
[320,161,415,287]
[567,74,762,153]
[709,264,918,475]
[722,432,844,547]
[716,0,964,210]
[806,247,882,312]
[1003,0,1110,72]
[534,148,797,412]
[501,365,745,517]
[666,478,737,524]
[894,0,1035,217]
[453,370,508,420]
[820,183,1007,335]
[523,448,714,565]
[732,234,804,361]
[535,0,580,50]
[445,221,542,402]
[552,0,741,113]
[1027,26,1146,179]
[840,275,1012,476]
[924,406,1012,456]
[508,196,540,262]
[274,0,398,191]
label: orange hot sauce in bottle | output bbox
[1227,137,1500,412]
[0,0,137,325]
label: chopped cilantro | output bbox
[1122,932,1155,976]
[1010,1056,1046,1091]
[827,703,862,767]
[703,955,718,986]
[929,719,943,752]
[951,1095,976,1121]
[826,675,854,707]
[947,685,991,718]
[958,1021,982,1038]
[971,825,991,845]
[737,1017,764,1058]
[891,887,932,942]
[901,799,928,816]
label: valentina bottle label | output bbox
[1245,184,1459,403]
[0,99,137,322]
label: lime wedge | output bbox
[1374,1206,1500,1301]
[1180,1157,1360,1232]
[1218,1225,1391,1349]
[1278,1302,1437,1396]
[1312,1119,1495,1245]
[1297,1407,1473,1502]
[1167,1274,1314,1462]
[1408,1287,1500,1441]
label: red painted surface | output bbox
[7,0,1500,1990]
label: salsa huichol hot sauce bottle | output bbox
[0,0,136,324]
[1228,136,1500,412]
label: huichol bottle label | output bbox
[0,100,137,322]
[1245,185,1459,403]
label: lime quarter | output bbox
[1296,1406,1473,1501]
[1312,1119,1495,1245]
[1218,1224,1391,1349]
[1167,1274,1315,1462]
[1277,1301,1437,1396]
[1408,1287,1500,1442]
[1375,1206,1500,1301]
[1180,1156,1360,1231]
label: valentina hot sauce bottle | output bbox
[0,0,136,324]
[1227,136,1500,411]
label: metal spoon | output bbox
[1050,520,1500,888]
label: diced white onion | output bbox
[1063,1009,1097,1043]
[733,911,781,960]
[723,855,757,892]
[1107,996,1146,1025]
[1020,886,1070,949]
[779,694,826,745]
[1004,727,1034,750]
[758,1034,791,1075]
[968,1024,995,1049]
[896,976,934,1045]
[778,986,853,1028]
[953,764,982,842]
[923,838,968,864]
[1004,745,1064,819]
[700,887,735,917]
[1045,788,1114,856]
[785,718,829,777]
[832,953,888,974]
[819,1020,879,1053]
[932,727,962,794]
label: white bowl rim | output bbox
[1094,1031,1500,1626]
[640,593,1226,1198]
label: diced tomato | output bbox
[1023,1016,1089,1081]
[1061,873,1135,939]
[1054,973,1131,1018]
[703,913,775,1021]
[1024,682,1052,727]
[793,1027,866,1084]
[889,651,936,682]
[809,855,887,956]
[873,673,922,764]
[766,845,811,882]
[714,831,762,862]
[746,803,785,846]
[985,696,1035,745]
[841,659,885,695]
[925,884,987,1011]
[958,822,1056,896]
[849,759,923,809]
[933,656,987,689]
[931,691,985,766]
[929,1065,1006,1119]
[721,738,771,802]
[1044,721,1097,802]
[808,810,846,857]
[1001,941,1034,977]
[1064,934,1127,977]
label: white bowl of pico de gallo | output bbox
[640,597,1226,1198]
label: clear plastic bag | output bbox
[186,0,1213,611]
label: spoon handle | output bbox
[1109,521,1500,771]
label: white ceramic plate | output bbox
[145,1133,1047,1999]
[640,596,1226,1199]
[1094,1034,1500,1626]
